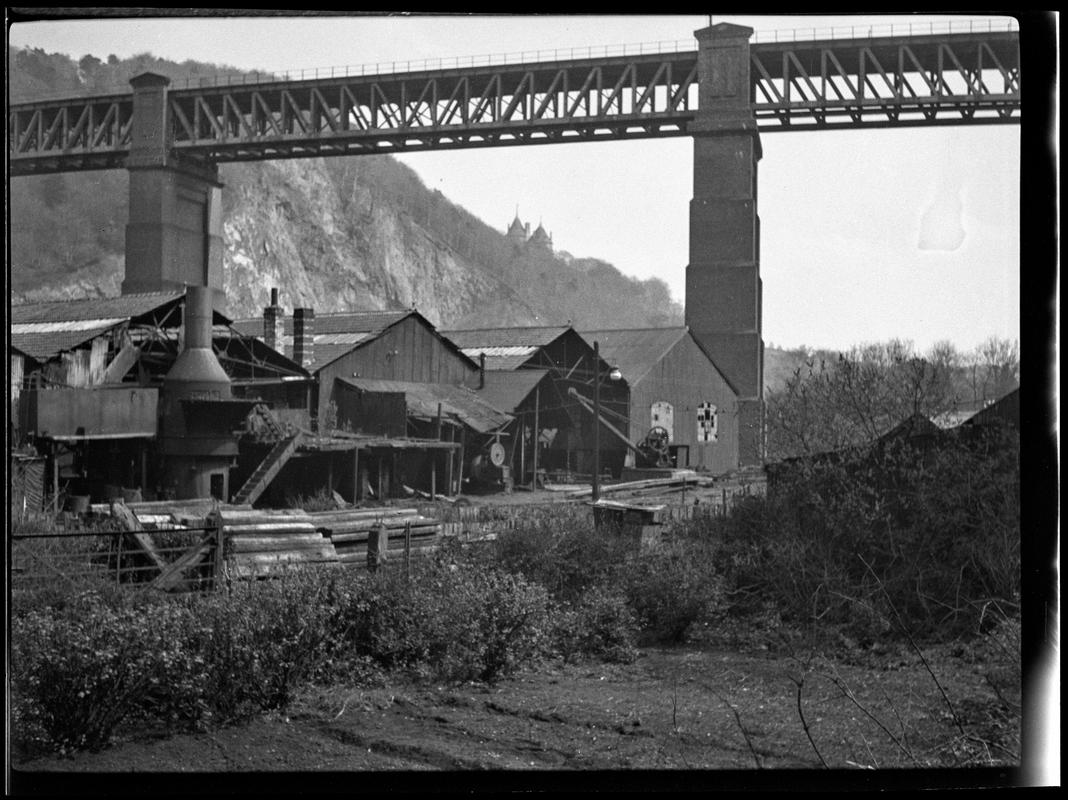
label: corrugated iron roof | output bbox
[10,321,124,361]
[443,326,572,349]
[11,291,188,324]
[231,310,419,371]
[459,345,539,372]
[476,369,550,414]
[232,310,411,338]
[337,377,512,434]
[580,327,690,386]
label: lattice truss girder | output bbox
[8,94,134,171]
[8,32,1020,174]
[751,33,1020,128]
[165,55,699,160]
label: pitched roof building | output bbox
[580,326,739,474]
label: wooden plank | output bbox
[230,548,338,565]
[149,535,214,591]
[101,342,141,384]
[110,501,167,573]
[217,509,312,524]
[222,522,319,535]
[228,535,331,552]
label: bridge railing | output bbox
[750,16,1018,43]
[10,17,1019,104]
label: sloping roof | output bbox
[443,326,572,370]
[879,413,943,442]
[443,326,571,349]
[231,309,470,372]
[11,291,234,362]
[232,309,410,339]
[579,327,690,386]
[963,387,1020,429]
[10,291,193,324]
[337,377,512,434]
[11,321,125,361]
[476,369,551,414]
[459,346,540,371]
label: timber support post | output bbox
[686,23,765,466]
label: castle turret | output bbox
[529,221,553,252]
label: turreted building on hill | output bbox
[505,210,553,255]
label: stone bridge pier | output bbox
[686,23,765,465]
[122,73,225,300]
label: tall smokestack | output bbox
[263,287,284,351]
[479,352,486,389]
[293,308,315,369]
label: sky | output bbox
[8,12,1023,354]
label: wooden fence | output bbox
[10,479,766,592]
[11,524,222,594]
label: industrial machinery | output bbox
[468,436,512,490]
[637,425,672,468]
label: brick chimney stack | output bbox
[293,307,315,369]
[263,287,284,352]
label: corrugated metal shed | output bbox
[337,377,512,434]
[477,369,551,414]
[580,327,690,386]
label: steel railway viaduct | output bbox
[8,22,1021,464]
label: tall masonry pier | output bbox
[122,73,225,297]
[686,23,764,465]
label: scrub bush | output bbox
[717,425,1020,641]
[552,585,639,664]
[341,558,553,683]
[494,516,632,603]
[615,539,727,644]
[10,594,193,753]
[186,568,339,722]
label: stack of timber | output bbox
[215,508,339,578]
[308,508,442,565]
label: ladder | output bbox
[231,433,301,506]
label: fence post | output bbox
[368,522,388,573]
[116,531,123,585]
[404,520,412,581]
[210,510,225,592]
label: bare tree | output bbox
[976,337,1020,402]
[766,340,964,460]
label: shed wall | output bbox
[318,316,477,425]
[628,335,739,474]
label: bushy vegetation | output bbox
[718,426,1020,641]
[11,419,1019,758]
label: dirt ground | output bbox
[12,637,1020,793]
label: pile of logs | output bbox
[307,508,442,565]
[213,509,339,579]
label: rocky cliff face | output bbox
[217,159,539,325]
